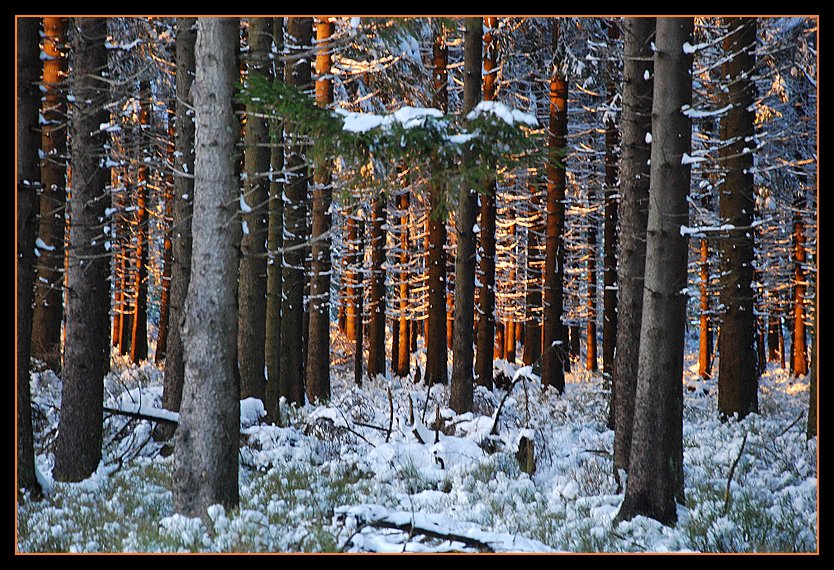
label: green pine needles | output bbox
[241,73,550,216]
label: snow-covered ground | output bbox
[17,334,817,553]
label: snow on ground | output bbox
[17,334,816,553]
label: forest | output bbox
[15,16,817,553]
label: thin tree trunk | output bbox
[717,17,758,419]
[129,80,151,364]
[505,320,516,363]
[475,16,498,390]
[426,30,449,386]
[157,17,196,440]
[306,17,334,402]
[367,196,386,379]
[698,238,711,378]
[523,183,543,366]
[280,17,312,405]
[612,17,654,481]
[345,216,359,342]
[792,203,808,376]
[31,17,68,371]
[602,20,620,386]
[807,323,816,439]
[354,219,365,384]
[53,18,111,482]
[155,103,176,364]
[17,16,42,497]
[173,17,241,520]
[450,17,482,413]
[616,17,692,525]
[541,20,568,393]
[586,201,598,372]
[396,192,411,377]
[265,17,284,423]
[238,17,273,402]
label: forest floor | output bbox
[17,331,817,553]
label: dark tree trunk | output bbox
[792,204,808,376]
[541,20,568,393]
[474,16,498,390]
[53,18,111,482]
[523,183,543,366]
[345,215,359,343]
[305,18,334,402]
[280,17,312,405]
[367,196,386,379]
[586,196,598,372]
[807,324,816,439]
[612,17,654,481]
[129,80,151,364]
[265,17,284,423]
[698,238,711,378]
[450,17,482,413]
[17,16,42,497]
[173,17,241,520]
[156,18,196,441]
[570,324,581,361]
[238,17,273,402]
[31,17,68,372]
[602,20,620,386]
[717,17,759,419]
[353,219,365,385]
[426,30,449,386]
[616,17,692,526]
[155,103,176,364]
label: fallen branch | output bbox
[723,431,748,514]
[385,385,394,443]
[351,519,495,553]
[776,412,804,438]
[103,405,178,425]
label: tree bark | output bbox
[474,16,498,390]
[698,238,712,378]
[265,17,284,423]
[53,18,111,482]
[541,20,568,393]
[129,80,151,364]
[395,192,411,377]
[155,102,175,364]
[616,17,692,526]
[306,17,334,402]
[523,184,543,366]
[426,30,449,386]
[31,17,68,371]
[717,17,759,419]
[173,17,241,519]
[612,17,654,481]
[17,16,42,497]
[367,196,386,379]
[238,17,273,402]
[586,192,599,372]
[602,20,620,385]
[157,17,196,440]
[450,17,482,413]
[792,203,808,376]
[280,17,312,405]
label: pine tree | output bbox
[54,17,111,482]
[616,17,693,525]
[173,17,241,519]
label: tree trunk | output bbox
[616,17,692,526]
[17,16,42,497]
[280,17,312,405]
[157,18,196,439]
[155,103,176,364]
[612,17,654,481]
[523,184,543,366]
[586,201,598,372]
[306,18,334,402]
[173,17,241,520]
[602,20,620,386]
[31,17,68,372]
[265,17,284,423]
[396,192,411,377]
[792,203,808,376]
[475,16,498,390]
[698,238,711,378]
[238,17,273,402]
[367,196,386,379]
[426,30,449,386]
[449,17,482,413]
[53,18,111,482]
[717,17,758,419]
[353,219,365,385]
[541,20,568,393]
[129,80,151,364]
[807,323,816,439]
